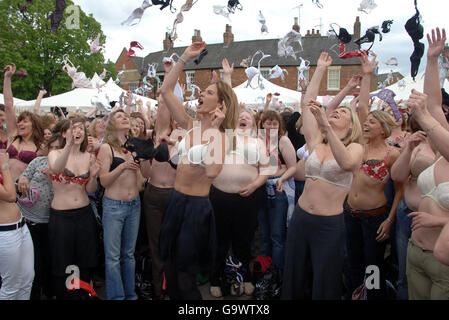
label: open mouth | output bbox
[198,98,203,105]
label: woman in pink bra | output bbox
[3,63,44,181]
[404,27,449,300]
[282,52,364,300]
[47,116,100,299]
[344,53,402,300]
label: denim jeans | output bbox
[395,198,413,300]
[258,188,288,269]
[103,195,141,300]
[344,210,388,300]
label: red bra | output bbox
[6,144,37,165]
[337,42,369,59]
[52,168,90,186]
[359,151,390,182]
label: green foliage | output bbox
[0,0,115,100]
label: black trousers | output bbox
[282,205,345,300]
[209,185,264,286]
[26,221,52,300]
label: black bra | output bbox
[109,145,126,172]
[63,168,90,180]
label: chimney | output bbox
[312,28,315,36]
[223,24,234,46]
[292,17,300,33]
[192,29,202,43]
[354,16,361,40]
[163,32,173,51]
[306,30,310,36]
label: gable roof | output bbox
[138,36,362,74]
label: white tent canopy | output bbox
[0,93,27,106]
[233,76,302,110]
[15,74,157,114]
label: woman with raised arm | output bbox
[390,117,435,300]
[3,64,44,182]
[404,27,449,300]
[343,53,402,300]
[0,150,34,300]
[96,110,147,300]
[159,41,239,300]
[282,52,364,300]
[47,117,100,299]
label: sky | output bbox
[72,0,449,77]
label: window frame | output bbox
[327,66,341,91]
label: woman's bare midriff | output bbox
[298,178,349,216]
[0,202,21,224]
[51,183,90,210]
[412,198,449,251]
[404,180,421,212]
[8,158,27,182]
[348,171,388,210]
[174,162,213,197]
[105,169,139,201]
[213,159,259,194]
[149,160,176,189]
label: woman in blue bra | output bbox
[404,27,449,300]
[282,52,364,300]
[159,41,239,300]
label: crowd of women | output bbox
[0,26,448,301]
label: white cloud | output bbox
[73,0,449,77]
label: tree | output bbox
[0,0,117,101]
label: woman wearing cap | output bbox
[282,52,364,300]
[0,150,34,300]
[159,41,239,300]
[344,53,402,300]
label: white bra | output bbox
[417,156,449,211]
[297,144,309,160]
[177,128,210,167]
[305,150,353,188]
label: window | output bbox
[260,68,271,80]
[156,73,164,89]
[129,83,137,92]
[297,67,309,90]
[185,71,195,90]
[327,67,340,91]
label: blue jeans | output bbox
[395,198,413,300]
[344,209,388,300]
[258,188,288,269]
[103,195,141,300]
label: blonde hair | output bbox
[89,118,103,138]
[104,110,130,150]
[215,81,239,131]
[369,110,396,139]
[239,109,258,133]
[324,106,363,146]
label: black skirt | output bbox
[159,189,216,275]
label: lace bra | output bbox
[52,168,90,186]
[410,152,435,181]
[417,156,449,211]
[305,149,353,188]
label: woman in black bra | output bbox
[96,110,148,300]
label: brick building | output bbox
[115,16,379,100]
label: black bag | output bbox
[220,256,246,297]
[252,256,282,300]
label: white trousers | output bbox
[0,221,35,300]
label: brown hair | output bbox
[130,112,147,139]
[40,115,56,130]
[104,110,130,150]
[0,104,5,112]
[369,110,397,139]
[215,81,239,131]
[46,133,64,149]
[16,111,44,150]
[57,117,88,152]
[89,117,104,138]
[261,110,285,136]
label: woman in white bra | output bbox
[282,52,364,300]
[159,42,239,300]
[391,117,435,300]
[404,27,449,300]
[209,108,270,297]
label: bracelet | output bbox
[1,164,9,170]
[386,218,393,224]
[178,56,187,65]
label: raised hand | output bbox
[360,52,378,75]
[183,41,206,61]
[347,75,363,89]
[39,89,47,96]
[427,27,447,59]
[222,58,234,75]
[163,59,174,73]
[65,121,74,146]
[17,176,30,195]
[407,89,428,119]
[406,130,427,152]
[210,102,226,129]
[317,52,332,68]
[4,63,16,78]
[309,100,330,131]
[89,155,101,177]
